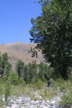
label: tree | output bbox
[38,62,46,80]
[0,53,12,77]
[28,61,38,82]
[28,47,38,58]
[38,62,54,80]
[24,61,38,83]
[30,0,72,79]
[0,56,2,76]
[16,60,24,79]
[23,65,29,83]
[1,53,8,76]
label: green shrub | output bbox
[9,71,19,85]
[5,81,11,101]
[32,79,46,90]
[61,91,72,106]
[0,100,4,108]
[23,65,29,83]
[38,62,46,80]
[16,59,24,79]
[69,67,72,81]
[0,78,6,95]
[15,60,54,84]
[0,53,12,78]
[38,62,54,81]
[24,61,38,83]
[28,61,38,82]
[8,71,26,85]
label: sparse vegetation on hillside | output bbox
[0,43,46,71]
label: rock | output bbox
[5,93,63,108]
[2,94,5,102]
[58,104,71,108]
[48,78,54,87]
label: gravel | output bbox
[4,93,63,108]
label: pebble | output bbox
[4,93,63,108]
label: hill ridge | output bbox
[0,42,45,70]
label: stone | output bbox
[5,93,63,108]
[48,78,54,87]
[70,105,72,108]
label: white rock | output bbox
[5,93,62,108]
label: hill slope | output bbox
[0,42,46,70]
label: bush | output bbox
[61,91,72,106]
[28,61,38,82]
[32,79,46,90]
[38,62,54,81]
[5,81,11,101]
[23,65,29,83]
[69,67,72,81]
[0,78,6,95]
[24,61,38,83]
[16,60,54,83]
[9,71,19,85]
[38,62,46,80]
[16,59,24,79]
[9,71,26,85]
[0,86,3,94]
[0,53,12,78]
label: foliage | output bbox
[38,62,54,80]
[0,78,5,95]
[30,0,72,79]
[9,71,19,85]
[16,59,24,79]
[15,59,54,83]
[5,81,11,101]
[53,78,72,107]
[24,61,38,83]
[0,100,4,108]
[61,91,72,106]
[0,71,72,107]
[28,47,38,58]
[28,61,38,82]
[23,65,29,83]
[0,53,12,78]
[32,79,46,90]
[69,67,72,81]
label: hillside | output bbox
[0,42,46,70]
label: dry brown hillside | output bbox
[0,42,46,70]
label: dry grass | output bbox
[0,43,45,71]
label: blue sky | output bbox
[0,0,42,44]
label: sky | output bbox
[0,0,42,44]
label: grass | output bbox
[53,77,72,106]
[0,76,72,107]
[61,91,72,106]
[0,100,4,108]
